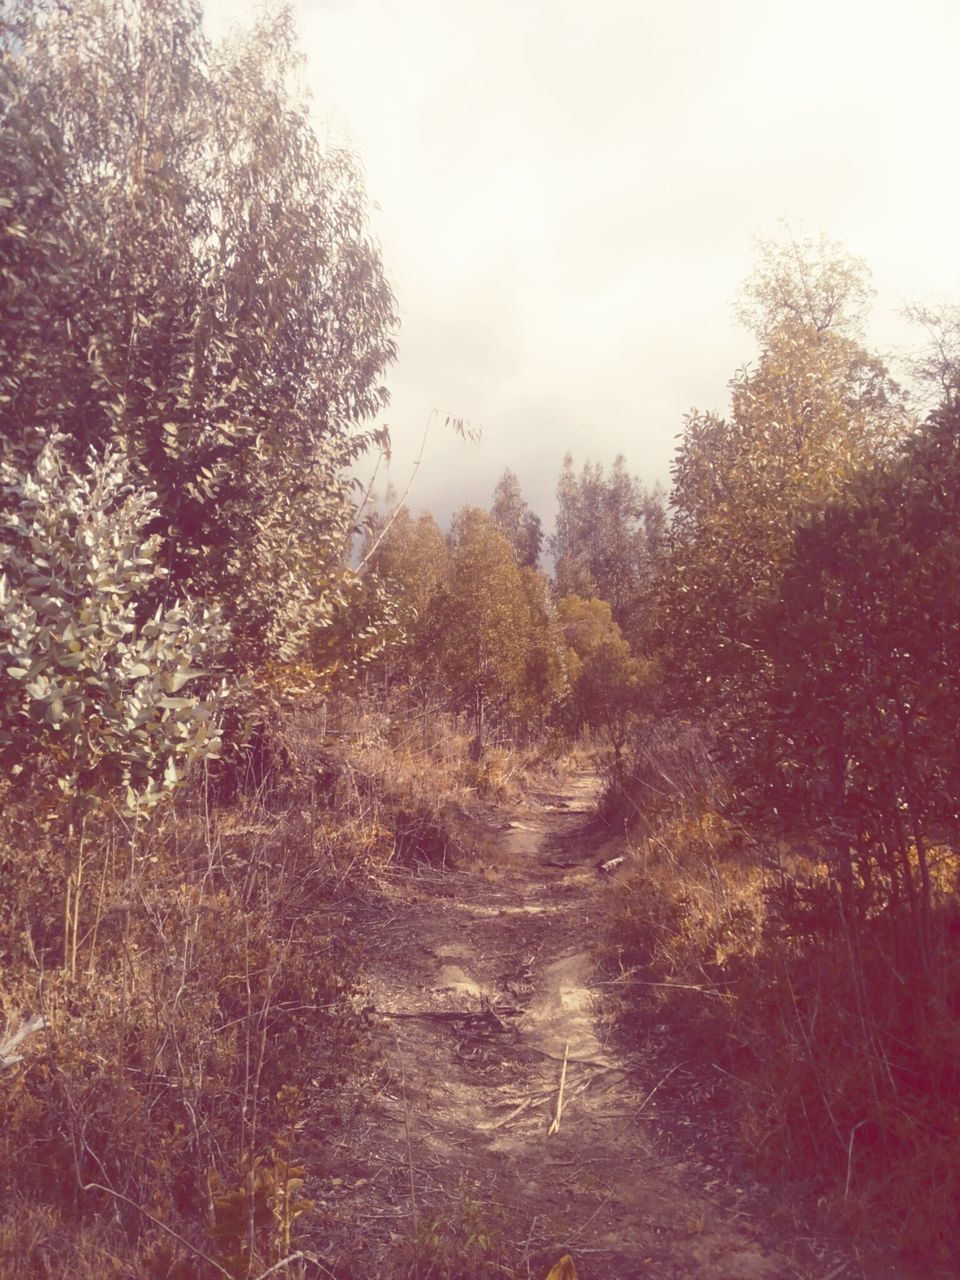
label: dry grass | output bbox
[0,697,571,1277]
[0,706,380,1278]
[601,718,960,1270]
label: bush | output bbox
[0,438,228,814]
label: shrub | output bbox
[0,437,229,814]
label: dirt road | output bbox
[313,771,866,1279]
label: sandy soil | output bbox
[308,770,886,1280]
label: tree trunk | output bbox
[471,686,485,761]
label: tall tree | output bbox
[555,595,649,777]
[739,402,960,963]
[552,454,665,643]
[659,234,909,719]
[431,507,533,757]
[903,299,960,411]
[363,507,449,690]
[490,469,543,568]
[1,0,397,669]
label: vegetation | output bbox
[605,236,960,1266]
[2,2,960,1272]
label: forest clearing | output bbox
[3,1,960,1277]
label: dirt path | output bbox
[313,770,864,1279]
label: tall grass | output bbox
[602,717,960,1268]
[0,704,375,1279]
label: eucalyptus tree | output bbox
[490,469,543,568]
[1,0,397,670]
[432,507,535,757]
[552,454,665,644]
[659,235,909,722]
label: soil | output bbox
[307,769,894,1280]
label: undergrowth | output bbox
[601,718,960,1271]
[0,698,393,1278]
[0,697,569,1277]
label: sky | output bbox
[206,0,960,530]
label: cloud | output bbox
[204,0,960,529]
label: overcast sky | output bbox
[207,0,960,529]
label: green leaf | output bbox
[163,669,207,693]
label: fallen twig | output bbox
[547,1040,570,1136]
[393,1033,419,1277]
[480,1096,538,1131]
[379,1007,519,1024]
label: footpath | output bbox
[311,770,867,1280]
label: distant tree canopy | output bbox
[361,508,449,691]
[556,595,651,773]
[490,469,543,569]
[432,507,551,756]
[552,454,665,646]
[1,0,397,671]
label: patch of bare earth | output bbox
[308,772,875,1280]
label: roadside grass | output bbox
[598,720,960,1272]
[0,698,574,1277]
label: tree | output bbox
[903,299,960,411]
[1,0,397,670]
[659,235,909,721]
[0,438,229,976]
[490,469,543,568]
[555,595,650,778]
[431,508,533,757]
[552,454,665,644]
[0,439,228,808]
[736,227,874,343]
[739,403,960,965]
[369,509,449,629]
[362,507,449,691]
[512,568,567,739]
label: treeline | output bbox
[606,239,960,1265]
[348,460,662,762]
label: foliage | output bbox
[513,567,567,738]
[0,438,228,814]
[490,468,543,568]
[903,298,960,411]
[659,236,908,720]
[2,0,397,670]
[738,403,960,965]
[555,595,651,774]
[0,707,372,1278]
[736,227,874,343]
[552,454,665,645]
[432,507,549,756]
[363,507,450,691]
[388,1194,514,1279]
[611,237,960,1268]
[603,818,960,1265]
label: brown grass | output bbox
[601,719,960,1270]
[0,698,572,1276]
[0,703,382,1278]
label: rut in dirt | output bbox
[314,770,860,1280]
